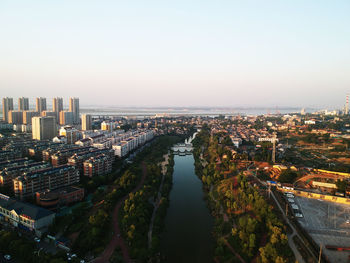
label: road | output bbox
[250,169,310,263]
[269,190,308,263]
[93,162,148,263]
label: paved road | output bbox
[269,190,307,263]
[93,163,148,263]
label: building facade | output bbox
[2,97,13,123]
[18,97,29,111]
[81,114,92,130]
[69,97,79,124]
[52,97,63,122]
[13,165,80,199]
[59,111,74,125]
[32,116,57,140]
[0,193,55,236]
[8,110,23,124]
[23,111,40,124]
[36,97,47,114]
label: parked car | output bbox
[295,213,303,218]
[4,254,11,260]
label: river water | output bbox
[161,141,214,263]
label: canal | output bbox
[161,139,214,263]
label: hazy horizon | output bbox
[1,1,349,109]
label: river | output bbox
[161,138,214,263]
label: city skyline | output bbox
[1,1,349,108]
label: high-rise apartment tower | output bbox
[32,116,57,140]
[18,97,29,111]
[81,114,92,130]
[69,97,80,124]
[36,97,47,114]
[52,97,63,122]
[2,97,14,123]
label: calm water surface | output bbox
[161,146,214,263]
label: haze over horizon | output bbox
[1,1,349,109]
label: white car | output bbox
[4,254,11,260]
[346,219,350,224]
[288,198,295,203]
[295,213,303,218]
[34,237,41,243]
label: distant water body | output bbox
[80,107,311,117]
[0,107,314,119]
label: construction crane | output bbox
[272,132,277,163]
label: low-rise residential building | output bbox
[67,148,114,174]
[13,165,80,200]
[83,154,112,177]
[35,186,84,210]
[0,161,50,189]
[112,142,128,157]
[0,193,55,236]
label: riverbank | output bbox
[148,153,171,249]
[191,128,294,262]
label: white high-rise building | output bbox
[32,116,57,140]
[81,114,92,130]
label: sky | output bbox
[0,0,349,109]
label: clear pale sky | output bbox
[0,0,349,108]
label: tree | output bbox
[278,169,298,184]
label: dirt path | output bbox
[93,163,148,263]
[223,238,246,263]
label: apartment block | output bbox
[83,154,112,177]
[59,111,74,126]
[32,116,57,140]
[36,97,47,113]
[8,110,23,124]
[0,161,50,189]
[23,111,40,124]
[2,97,14,123]
[81,114,92,130]
[69,98,79,124]
[59,126,80,144]
[18,97,29,111]
[68,148,114,174]
[13,165,80,200]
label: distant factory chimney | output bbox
[346,94,349,115]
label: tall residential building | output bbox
[32,116,57,140]
[8,111,23,124]
[18,97,29,111]
[42,111,57,123]
[2,97,14,123]
[346,94,349,115]
[52,97,63,121]
[69,97,79,124]
[23,111,40,124]
[81,114,92,130]
[36,97,47,114]
[59,111,74,125]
